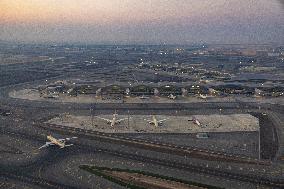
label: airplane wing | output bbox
[38,142,54,149]
[116,118,128,122]
[144,118,153,122]
[64,144,74,147]
[58,137,78,141]
[95,116,111,122]
[158,118,169,123]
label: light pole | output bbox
[258,127,261,160]
[175,110,179,130]
[127,110,130,129]
[90,108,94,128]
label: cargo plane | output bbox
[198,94,208,99]
[39,135,77,149]
[96,111,128,127]
[188,116,201,126]
[146,115,168,127]
[168,94,177,100]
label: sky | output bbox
[0,0,283,44]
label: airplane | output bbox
[96,111,128,127]
[168,94,177,100]
[198,94,207,99]
[188,116,201,126]
[39,135,77,149]
[146,115,168,127]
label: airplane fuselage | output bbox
[168,94,177,100]
[199,94,207,99]
[39,135,77,149]
[189,117,201,126]
[149,116,159,127]
[194,119,201,126]
[98,112,127,127]
[47,135,65,148]
[111,115,117,127]
[107,113,120,127]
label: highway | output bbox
[2,107,282,188]
[38,122,271,166]
[0,79,283,188]
[1,124,283,188]
[0,41,283,189]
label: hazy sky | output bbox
[0,0,283,44]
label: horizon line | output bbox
[1,40,283,47]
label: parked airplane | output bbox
[188,116,201,126]
[198,94,207,99]
[96,111,128,127]
[168,94,177,100]
[39,135,77,149]
[146,115,168,127]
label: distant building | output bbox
[208,88,219,96]
[154,88,160,96]
[268,52,280,57]
[254,88,264,97]
[130,85,154,96]
[241,49,257,56]
[158,85,181,96]
[181,88,188,97]
[101,85,125,100]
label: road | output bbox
[0,97,283,188]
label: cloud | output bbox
[279,0,284,9]
[0,0,283,44]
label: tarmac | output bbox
[47,114,259,133]
[9,88,284,105]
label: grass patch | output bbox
[80,165,223,189]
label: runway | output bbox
[0,98,283,188]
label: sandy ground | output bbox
[101,170,198,189]
[9,88,284,105]
[47,114,259,133]
[9,89,122,103]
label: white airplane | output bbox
[39,135,77,149]
[168,94,177,100]
[146,115,168,127]
[198,94,207,99]
[188,116,201,126]
[96,111,128,127]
